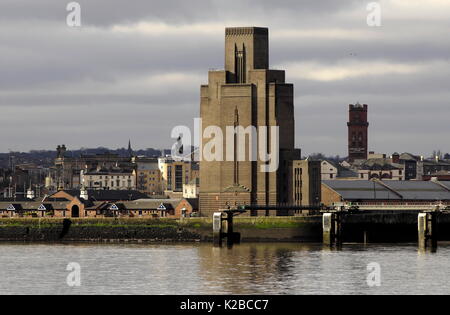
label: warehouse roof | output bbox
[381,181,450,200]
[323,180,400,200]
[323,180,450,201]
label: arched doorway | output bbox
[71,205,80,218]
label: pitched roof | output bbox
[433,181,450,191]
[0,196,34,202]
[381,181,450,200]
[52,190,149,202]
[0,201,69,211]
[323,180,450,201]
[358,159,403,170]
[120,199,181,210]
[184,198,199,210]
[321,159,339,169]
[399,152,420,161]
[323,180,400,200]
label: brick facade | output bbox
[199,27,299,217]
[348,104,369,161]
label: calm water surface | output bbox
[0,242,449,295]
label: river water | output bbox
[0,242,449,295]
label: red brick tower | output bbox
[347,103,369,161]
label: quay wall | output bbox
[1,214,449,243]
[342,212,450,242]
[0,217,323,243]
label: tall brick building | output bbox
[199,27,301,216]
[347,103,369,162]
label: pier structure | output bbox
[212,205,322,247]
[418,210,441,250]
[213,209,245,247]
[322,202,450,249]
[322,212,343,247]
[212,202,450,248]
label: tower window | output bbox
[235,44,246,83]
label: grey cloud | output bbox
[0,0,449,156]
[0,0,360,25]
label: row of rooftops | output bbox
[0,201,69,211]
[54,189,149,202]
[0,199,198,212]
[0,187,199,212]
[323,180,450,201]
[0,189,153,203]
[81,167,135,175]
[322,153,450,179]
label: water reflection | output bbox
[0,242,449,295]
[198,244,311,294]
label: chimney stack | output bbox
[392,152,400,164]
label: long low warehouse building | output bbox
[322,180,450,208]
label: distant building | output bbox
[0,164,48,199]
[0,188,197,218]
[133,157,163,195]
[199,27,300,216]
[183,178,199,199]
[396,152,421,180]
[320,160,358,180]
[368,152,387,159]
[52,144,135,190]
[423,171,450,181]
[289,160,321,209]
[158,157,199,199]
[423,158,450,177]
[80,168,136,190]
[344,152,446,181]
[127,140,133,158]
[50,189,149,202]
[321,160,338,180]
[355,159,404,180]
[347,103,369,162]
[321,179,450,207]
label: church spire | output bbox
[127,139,133,157]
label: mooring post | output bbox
[363,231,368,245]
[430,212,438,249]
[335,212,343,245]
[323,213,334,245]
[418,213,427,249]
[213,212,223,247]
[418,212,439,250]
[225,212,234,247]
[323,212,344,246]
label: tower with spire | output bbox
[127,140,133,158]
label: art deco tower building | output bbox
[199,27,300,216]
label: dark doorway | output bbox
[71,205,80,218]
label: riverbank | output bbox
[0,217,323,243]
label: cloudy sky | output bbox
[0,0,449,156]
